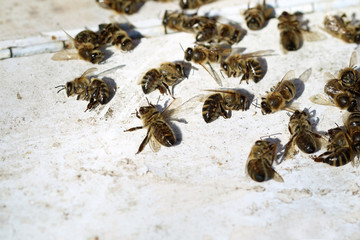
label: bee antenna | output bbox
[55,85,66,93]
[219,69,225,79]
[179,43,185,53]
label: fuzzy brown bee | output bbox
[246,140,284,182]
[337,51,360,94]
[221,50,273,83]
[96,0,144,15]
[283,110,322,160]
[179,0,216,9]
[323,14,360,44]
[278,11,303,51]
[312,127,354,167]
[202,89,248,123]
[98,23,133,51]
[244,0,273,30]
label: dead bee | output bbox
[124,98,186,154]
[261,69,312,114]
[52,29,104,64]
[202,89,248,123]
[55,68,110,111]
[312,127,354,167]
[310,72,358,112]
[184,44,232,86]
[246,140,284,182]
[244,0,273,30]
[323,14,360,44]
[195,23,244,45]
[179,0,216,9]
[98,23,133,51]
[283,110,322,160]
[338,51,360,94]
[221,50,273,83]
[139,62,186,98]
[96,0,144,15]
[345,112,360,167]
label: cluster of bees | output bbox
[53,0,360,183]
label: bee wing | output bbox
[302,29,326,42]
[240,50,275,59]
[199,63,222,86]
[309,94,335,106]
[80,67,98,78]
[203,89,238,95]
[149,136,161,153]
[272,170,284,182]
[324,71,336,80]
[51,49,81,61]
[97,65,126,78]
[271,70,295,94]
[352,155,360,168]
[283,136,298,160]
[163,95,206,121]
[349,51,358,68]
[298,68,312,82]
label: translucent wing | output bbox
[80,67,98,78]
[324,71,336,80]
[239,49,275,59]
[97,65,126,77]
[162,95,206,121]
[272,170,285,182]
[283,135,299,160]
[298,68,312,82]
[271,70,295,94]
[302,29,326,42]
[51,49,80,61]
[203,89,238,94]
[349,51,358,68]
[309,94,335,106]
[149,136,161,152]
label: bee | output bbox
[195,23,244,45]
[277,11,303,51]
[310,72,358,112]
[51,30,104,64]
[261,69,312,114]
[162,10,209,34]
[283,110,322,160]
[55,68,110,111]
[246,140,284,182]
[139,62,187,98]
[338,51,360,94]
[312,127,354,167]
[98,23,133,51]
[179,0,216,9]
[96,0,144,15]
[202,89,248,123]
[323,14,360,44]
[221,50,273,83]
[124,99,179,154]
[244,0,274,30]
[184,44,232,86]
[345,112,360,167]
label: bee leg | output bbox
[311,151,330,162]
[85,98,97,112]
[124,126,143,132]
[162,82,174,99]
[219,103,230,119]
[136,127,152,154]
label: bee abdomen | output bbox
[296,133,317,154]
[323,148,352,167]
[153,121,176,147]
[245,12,264,30]
[141,69,163,94]
[247,159,273,182]
[202,94,223,123]
[247,59,262,82]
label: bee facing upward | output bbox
[221,50,273,84]
[55,68,110,111]
[246,140,284,182]
[98,23,133,51]
[283,110,322,160]
[202,89,248,123]
[140,62,187,98]
[244,0,273,30]
[312,127,354,167]
[338,51,360,94]
[323,14,360,44]
[124,99,179,154]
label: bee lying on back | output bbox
[98,23,133,51]
[244,0,274,30]
[139,62,187,98]
[323,14,360,44]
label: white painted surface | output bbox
[1,1,360,240]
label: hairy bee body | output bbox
[324,79,358,112]
[346,112,360,154]
[313,127,354,167]
[246,140,283,182]
[278,11,302,51]
[179,0,216,9]
[202,90,247,123]
[244,0,273,30]
[74,30,104,64]
[221,55,262,83]
[125,102,176,154]
[323,14,360,44]
[98,23,133,51]
[97,0,144,14]
[86,78,110,110]
[261,79,296,114]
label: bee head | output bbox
[89,50,104,64]
[260,100,272,114]
[121,39,133,51]
[65,82,73,96]
[340,70,356,87]
[221,62,232,77]
[184,48,193,61]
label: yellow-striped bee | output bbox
[202,89,248,123]
[246,140,284,182]
[98,23,133,51]
[323,14,360,44]
[244,0,273,30]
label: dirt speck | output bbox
[104,107,114,120]
[277,188,312,203]
[17,92,22,99]
[51,35,57,40]
[52,142,61,148]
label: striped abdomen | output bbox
[202,93,226,123]
[322,148,353,167]
[152,121,176,147]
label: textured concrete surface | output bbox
[1,0,360,239]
